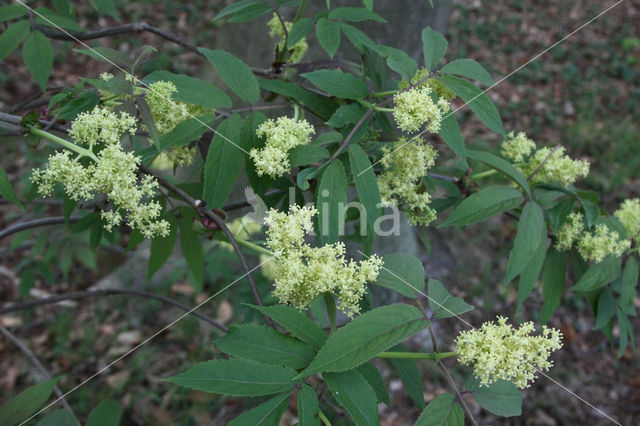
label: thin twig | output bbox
[0,289,227,332]
[0,325,78,420]
[0,216,83,241]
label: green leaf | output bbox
[33,7,84,32]
[415,393,464,426]
[215,324,315,369]
[228,392,289,426]
[349,144,381,227]
[23,30,53,91]
[427,279,473,319]
[164,359,297,396]
[258,78,338,121]
[570,256,621,292]
[74,47,130,67]
[324,370,379,426]
[0,21,30,61]
[136,96,160,149]
[438,75,505,136]
[362,0,373,11]
[289,145,330,168]
[372,45,418,81]
[389,344,425,409]
[296,304,430,378]
[594,289,615,330]
[467,150,530,195]
[541,248,566,323]
[316,18,341,58]
[302,69,369,99]
[0,378,60,426]
[147,213,177,280]
[297,384,320,426]
[246,304,327,351]
[227,3,273,23]
[86,399,122,426]
[504,202,546,285]
[198,48,260,103]
[202,114,244,207]
[357,362,390,405]
[328,7,386,22]
[92,0,119,20]
[339,22,376,51]
[143,70,232,108]
[620,257,638,311]
[214,0,267,21]
[616,307,633,357]
[288,17,314,48]
[326,103,367,128]
[35,409,76,426]
[440,58,494,86]
[516,228,548,310]
[0,165,22,208]
[375,253,424,298]
[421,27,448,71]
[0,5,28,22]
[240,111,271,196]
[316,160,347,244]
[179,212,204,290]
[439,186,523,227]
[438,114,467,168]
[466,377,522,417]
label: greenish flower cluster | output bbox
[398,68,456,100]
[378,138,438,225]
[614,198,640,242]
[267,13,308,64]
[265,205,383,317]
[32,107,170,239]
[501,132,589,187]
[455,316,562,389]
[392,86,450,133]
[556,212,631,263]
[250,116,315,178]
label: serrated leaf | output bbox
[357,362,390,405]
[297,304,430,378]
[228,392,289,425]
[86,399,122,426]
[35,409,76,426]
[34,7,84,32]
[202,114,244,207]
[328,7,386,22]
[339,22,376,51]
[415,393,464,426]
[467,150,530,195]
[316,18,341,58]
[372,45,418,81]
[389,344,425,409]
[466,377,522,417]
[241,111,272,196]
[326,103,367,128]
[199,48,260,103]
[439,186,523,227]
[375,253,423,298]
[289,145,330,168]
[148,213,177,280]
[215,324,315,369]
[438,114,467,168]
[302,69,369,99]
[570,256,621,292]
[0,378,60,426]
[143,70,231,108]
[0,164,22,208]
[247,304,327,351]
[179,211,203,290]
[516,227,548,309]
[349,144,381,227]
[324,370,380,426]
[594,289,615,330]
[298,384,320,426]
[227,3,273,23]
[620,257,638,311]
[164,359,296,396]
[316,160,347,244]
[427,279,473,319]
[0,5,28,23]
[92,0,119,20]
[440,58,494,86]
[540,248,566,323]
[504,202,546,285]
[0,20,30,61]
[288,17,314,48]
[421,26,447,71]
[438,75,505,136]
[214,0,266,21]
[258,78,338,121]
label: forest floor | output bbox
[1,0,639,425]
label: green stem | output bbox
[373,89,398,97]
[323,292,336,333]
[29,127,98,162]
[470,169,497,180]
[293,0,307,22]
[234,237,274,257]
[375,351,457,361]
[318,409,332,426]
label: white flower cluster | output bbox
[392,86,450,133]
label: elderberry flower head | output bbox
[398,68,456,100]
[250,117,315,178]
[265,205,382,317]
[393,86,449,133]
[556,211,584,251]
[577,223,630,263]
[501,132,536,163]
[378,138,438,225]
[146,81,191,135]
[456,316,562,389]
[523,146,590,186]
[614,198,640,241]
[267,13,308,64]
[69,107,137,147]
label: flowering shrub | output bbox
[0,1,637,425]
